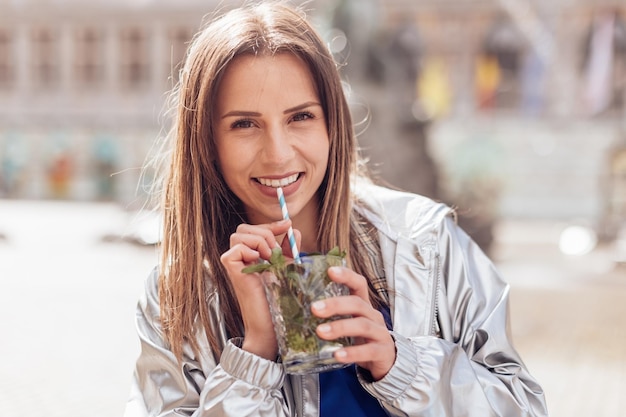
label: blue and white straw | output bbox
[276,187,301,264]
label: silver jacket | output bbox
[124,182,548,417]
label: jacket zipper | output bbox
[315,375,320,417]
[295,374,318,417]
[430,251,441,337]
[299,374,307,417]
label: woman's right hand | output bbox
[219,218,299,360]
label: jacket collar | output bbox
[352,179,451,337]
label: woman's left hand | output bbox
[311,266,396,381]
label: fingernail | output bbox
[335,349,347,359]
[317,324,331,333]
[312,300,326,311]
[328,266,342,275]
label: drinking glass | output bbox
[262,253,352,374]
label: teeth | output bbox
[258,174,299,188]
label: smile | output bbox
[256,173,300,188]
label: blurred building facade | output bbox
[0,0,216,206]
[0,0,625,238]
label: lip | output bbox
[254,173,303,198]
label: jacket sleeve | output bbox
[124,269,290,417]
[358,216,548,417]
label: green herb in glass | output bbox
[242,247,352,374]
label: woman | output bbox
[125,2,547,416]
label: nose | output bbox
[260,125,295,165]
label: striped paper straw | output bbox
[276,187,301,264]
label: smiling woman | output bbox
[214,53,329,231]
[124,2,548,417]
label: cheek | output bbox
[215,145,235,181]
[216,144,252,184]
[317,137,331,169]
[319,147,330,170]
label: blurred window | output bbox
[75,27,104,89]
[31,27,59,90]
[120,26,150,90]
[166,26,193,83]
[0,29,13,90]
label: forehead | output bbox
[216,53,318,106]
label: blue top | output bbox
[319,304,392,416]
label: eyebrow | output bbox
[220,101,321,119]
[221,110,260,119]
[283,101,321,114]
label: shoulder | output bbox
[138,266,162,322]
[140,265,217,309]
[352,178,453,241]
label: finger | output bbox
[220,243,262,270]
[332,342,396,381]
[311,296,383,323]
[236,219,291,238]
[294,228,302,250]
[315,318,396,380]
[280,227,302,260]
[229,232,275,260]
[332,340,393,362]
[230,220,291,255]
[315,316,388,342]
[230,220,292,259]
[326,266,370,301]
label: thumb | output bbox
[280,228,302,259]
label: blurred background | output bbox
[0,0,625,415]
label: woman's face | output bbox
[214,53,330,226]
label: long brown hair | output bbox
[154,1,382,360]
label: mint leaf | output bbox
[241,262,272,274]
[327,246,346,258]
[241,247,286,274]
[269,247,285,268]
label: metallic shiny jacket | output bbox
[125,182,548,416]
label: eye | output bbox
[231,119,255,129]
[291,111,314,122]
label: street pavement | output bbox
[0,200,624,416]
[493,221,626,417]
[0,200,158,417]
